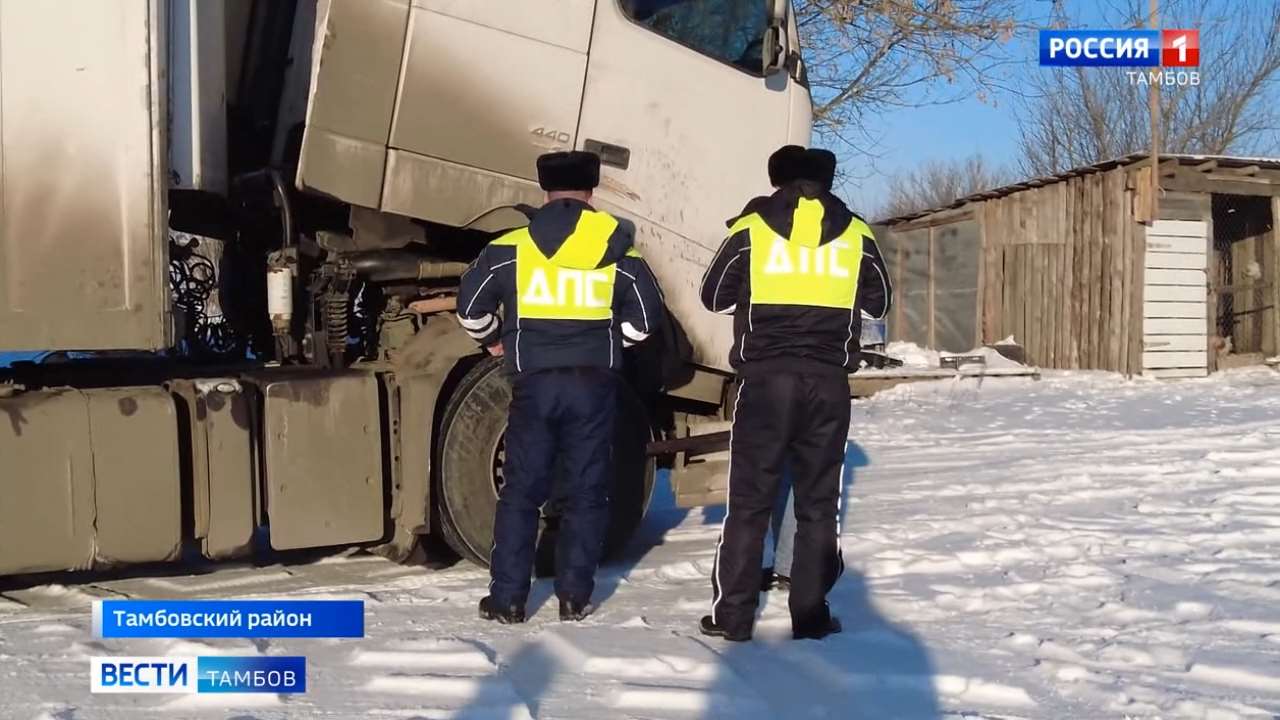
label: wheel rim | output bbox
[491,429,554,517]
[438,357,656,567]
[489,428,507,500]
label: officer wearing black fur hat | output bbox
[726,144,809,228]
[458,151,664,624]
[725,144,812,592]
[698,147,892,641]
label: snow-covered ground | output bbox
[3,368,1280,719]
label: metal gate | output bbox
[1209,194,1277,366]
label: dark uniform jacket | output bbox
[458,198,664,375]
[700,182,892,378]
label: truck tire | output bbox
[435,357,655,567]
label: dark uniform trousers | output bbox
[711,371,850,636]
[490,367,617,607]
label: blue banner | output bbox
[1039,29,1161,67]
[197,656,306,694]
[93,600,364,639]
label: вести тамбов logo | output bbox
[1039,29,1200,86]
[87,599,364,696]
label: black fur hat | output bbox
[768,145,808,187]
[537,151,601,191]
[805,149,838,191]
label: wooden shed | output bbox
[874,154,1280,377]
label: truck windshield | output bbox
[620,0,771,75]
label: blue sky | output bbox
[835,0,1060,212]
[835,15,1040,213]
[837,0,1228,213]
[842,98,1025,212]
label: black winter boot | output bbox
[699,615,751,642]
[478,596,526,624]
[558,599,594,622]
[793,615,842,640]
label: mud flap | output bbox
[670,420,732,509]
[378,317,481,562]
[672,455,730,509]
[260,373,385,550]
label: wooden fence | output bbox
[884,159,1280,376]
[978,166,1144,374]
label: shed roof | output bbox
[877,153,1280,226]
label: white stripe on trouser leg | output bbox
[834,440,847,576]
[710,380,745,624]
[488,522,497,593]
[488,543,496,593]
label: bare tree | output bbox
[1017,0,1280,175]
[797,0,1023,152]
[876,154,1012,219]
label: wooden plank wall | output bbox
[978,167,1144,373]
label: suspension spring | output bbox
[326,290,349,360]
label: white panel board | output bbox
[1144,302,1207,319]
[1146,252,1208,270]
[1146,235,1209,255]
[1145,367,1210,379]
[1145,268,1207,286]
[1143,219,1209,375]
[1143,351,1208,369]
[1145,285,1206,302]
[1144,317,1208,335]
[1149,220,1209,238]
[1143,335,1208,352]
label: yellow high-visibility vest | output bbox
[732,199,867,309]
[493,210,625,321]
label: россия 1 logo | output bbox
[1039,29,1200,86]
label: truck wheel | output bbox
[435,357,655,567]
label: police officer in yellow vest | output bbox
[698,148,892,641]
[458,151,663,624]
